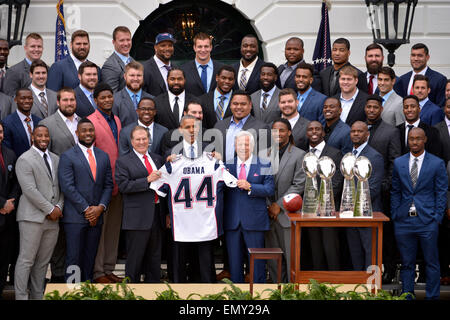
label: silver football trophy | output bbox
[339,153,357,218]
[317,156,336,217]
[301,152,319,217]
[353,156,373,218]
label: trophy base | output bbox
[319,216,337,218]
[301,212,317,218]
[339,211,354,218]
[353,215,373,219]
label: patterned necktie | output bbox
[217,95,225,120]
[43,153,52,178]
[310,147,317,155]
[262,93,269,110]
[173,96,180,123]
[200,65,208,92]
[368,75,374,95]
[87,149,96,181]
[410,157,418,187]
[239,69,248,90]
[0,146,5,174]
[238,163,246,180]
[144,154,158,202]
[163,65,171,72]
[24,116,33,146]
[39,92,49,117]
[132,94,139,109]
[147,127,152,147]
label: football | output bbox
[282,193,303,212]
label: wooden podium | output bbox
[288,212,389,289]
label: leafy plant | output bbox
[154,282,183,300]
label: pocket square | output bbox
[253,173,259,177]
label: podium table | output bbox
[288,212,389,288]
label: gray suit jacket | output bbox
[3,59,32,97]
[112,88,154,128]
[381,91,405,127]
[0,91,16,120]
[39,111,77,156]
[268,144,306,227]
[251,87,281,125]
[30,87,58,119]
[291,116,311,150]
[15,147,64,223]
[101,52,132,92]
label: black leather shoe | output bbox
[382,271,395,284]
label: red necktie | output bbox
[0,146,5,174]
[144,154,158,202]
[87,149,96,181]
[25,116,33,146]
[368,75,374,95]
[238,163,246,180]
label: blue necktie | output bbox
[133,94,139,109]
[352,149,358,156]
[200,65,208,93]
[190,145,195,159]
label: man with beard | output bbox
[278,37,304,90]
[200,65,236,129]
[48,30,100,92]
[4,33,43,97]
[74,61,99,118]
[112,61,154,127]
[58,118,113,282]
[251,63,281,124]
[143,33,176,97]
[364,43,384,95]
[29,60,58,119]
[0,39,10,93]
[232,35,264,95]
[154,67,196,130]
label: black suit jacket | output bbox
[143,57,173,97]
[434,120,450,164]
[160,129,213,159]
[319,63,368,97]
[199,90,233,129]
[333,90,368,126]
[232,58,264,94]
[154,92,197,130]
[181,59,224,97]
[0,144,20,228]
[74,86,96,118]
[320,144,344,208]
[397,121,443,159]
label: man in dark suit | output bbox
[0,121,20,298]
[200,65,235,129]
[334,65,368,127]
[446,80,450,100]
[412,74,444,126]
[397,95,443,158]
[143,33,175,97]
[364,43,384,95]
[394,43,447,107]
[214,90,270,162]
[322,97,353,155]
[181,32,224,97]
[101,26,133,92]
[112,61,154,127]
[319,38,368,97]
[295,62,327,123]
[115,126,164,283]
[74,61,99,118]
[48,30,100,92]
[58,118,113,282]
[224,130,274,283]
[4,33,43,96]
[251,63,281,125]
[154,67,196,131]
[391,127,447,299]
[303,120,343,271]
[347,121,384,271]
[278,88,309,149]
[0,39,10,93]
[434,98,450,164]
[233,34,264,95]
[119,97,168,156]
[29,60,58,119]
[3,88,42,158]
[278,37,305,90]
[365,94,402,283]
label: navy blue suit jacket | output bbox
[298,88,327,123]
[420,99,444,126]
[326,120,353,155]
[358,144,385,212]
[58,145,113,225]
[391,152,447,229]
[74,85,96,118]
[224,157,274,231]
[3,112,41,158]
[394,67,447,107]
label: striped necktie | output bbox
[39,92,49,117]
[216,95,225,120]
[239,69,248,90]
[410,157,418,187]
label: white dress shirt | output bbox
[183,139,198,158]
[259,85,277,110]
[154,55,170,90]
[133,149,157,172]
[309,140,326,157]
[58,109,79,143]
[340,89,359,123]
[409,151,425,177]
[283,112,300,130]
[30,83,47,102]
[70,53,85,74]
[168,90,185,122]
[237,155,253,180]
[77,142,96,167]
[138,120,154,143]
[238,57,259,87]
[352,140,368,158]
[407,66,428,95]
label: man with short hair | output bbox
[48,30,100,92]
[29,60,58,119]
[364,43,384,95]
[322,97,353,155]
[4,33,43,96]
[101,26,133,92]
[250,63,281,125]
[446,80,450,100]
[412,74,444,126]
[74,61,99,118]
[0,38,10,93]
[181,32,224,97]
[319,38,368,97]
[112,61,154,127]
[232,34,264,94]
[434,98,450,164]
[394,43,447,107]
[278,37,304,90]
[378,66,405,126]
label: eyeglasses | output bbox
[138,107,156,112]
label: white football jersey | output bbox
[150,152,237,242]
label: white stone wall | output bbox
[9,0,450,78]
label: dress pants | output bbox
[226,226,266,284]
[265,219,290,283]
[172,240,215,283]
[346,227,372,271]
[0,216,15,296]
[64,222,102,282]
[14,219,59,300]
[395,222,440,299]
[49,220,66,281]
[93,194,123,279]
[307,227,341,271]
